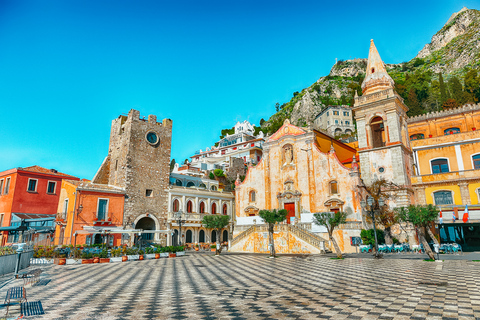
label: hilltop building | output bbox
[0,166,79,245]
[313,105,355,137]
[189,120,264,172]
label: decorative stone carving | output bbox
[283,144,294,165]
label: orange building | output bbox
[0,166,79,245]
[54,180,125,246]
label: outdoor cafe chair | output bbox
[452,243,462,254]
[359,244,371,253]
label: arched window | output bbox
[330,181,338,194]
[186,181,195,188]
[199,202,205,213]
[249,190,256,202]
[173,199,180,212]
[472,154,480,170]
[444,127,460,135]
[431,158,449,174]
[410,133,425,141]
[334,128,342,136]
[222,230,228,242]
[223,203,228,215]
[186,200,193,213]
[199,230,205,243]
[211,185,217,191]
[186,230,193,243]
[175,179,182,186]
[370,116,385,148]
[211,230,217,243]
[211,202,217,214]
[199,183,206,189]
[433,191,453,205]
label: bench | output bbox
[3,286,27,317]
[16,269,42,286]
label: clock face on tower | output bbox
[146,131,159,145]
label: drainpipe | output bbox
[69,190,79,244]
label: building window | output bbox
[444,127,460,135]
[187,200,193,213]
[0,179,3,196]
[223,203,228,215]
[27,179,38,192]
[327,112,329,116]
[330,181,338,194]
[433,191,453,205]
[345,121,350,125]
[410,133,425,140]
[47,181,56,194]
[97,199,109,220]
[0,214,3,227]
[473,154,480,170]
[211,185,217,191]
[431,159,449,174]
[4,178,10,195]
[175,179,182,186]
[146,189,153,197]
[199,202,205,213]
[186,181,195,188]
[343,111,349,116]
[173,199,180,212]
[249,190,256,202]
[370,116,385,148]
[333,111,339,115]
[63,199,69,218]
[211,202,217,214]
[335,120,339,124]
[327,121,329,125]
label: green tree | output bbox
[170,159,176,173]
[449,76,465,104]
[220,127,235,139]
[312,211,347,258]
[465,69,480,103]
[438,73,448,103]
[360,229,385,246]
[213,169,224,177]
[396,204,439,260]
[258,209,288,257]
[406,88,422,117]
[442,98,458,110]
[202,215,230,255]
[275,102,280,112]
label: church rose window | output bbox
[146,131,159,145]
[431,159,449,174]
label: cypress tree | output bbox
[438,73,448,104]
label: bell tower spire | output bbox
[361,39,395,95]
[353,40,413,207]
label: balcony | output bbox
[167,212,229,226]
[412,168,480,185]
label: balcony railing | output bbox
[412,168,480,184]
[167,212,229,222]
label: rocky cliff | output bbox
[260,7,480,133]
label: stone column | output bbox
[459,182,471,205]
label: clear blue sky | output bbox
[0,0,478,179]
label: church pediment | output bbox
[324,198,345,207]
[267,119,306,142]
[244,205,259,214]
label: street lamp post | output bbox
[174,211,185,246]
[361,196,384,258]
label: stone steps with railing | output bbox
[230,223,327,253]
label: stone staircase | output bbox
[230,224,327,254]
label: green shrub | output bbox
[360,229,385,246]
[81,252,93,259]
[213,169,224,177]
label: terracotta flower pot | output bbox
[195,247,199,251]
[169,253,176,258]
[82,258,94,264]
[139,255,144,261]
[211,248,216,252]
[100,258,110,263]
[93,257,100,263]
[122,256,128,262]
[155,253,160,259]
[54,258,66,265]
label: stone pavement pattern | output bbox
[2,254,480,319]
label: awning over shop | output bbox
[0,225,28,232]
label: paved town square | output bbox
[3,253,480,319]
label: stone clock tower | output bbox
[353,40,413,207]
[93,109,172,240]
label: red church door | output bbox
[284,203,295,224]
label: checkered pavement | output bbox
[2,254,480,319]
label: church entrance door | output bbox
[284,203,295,224]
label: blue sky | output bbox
[0,0,478,179]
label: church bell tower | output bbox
[353,40,413,207]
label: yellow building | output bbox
[408,103,480,250]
